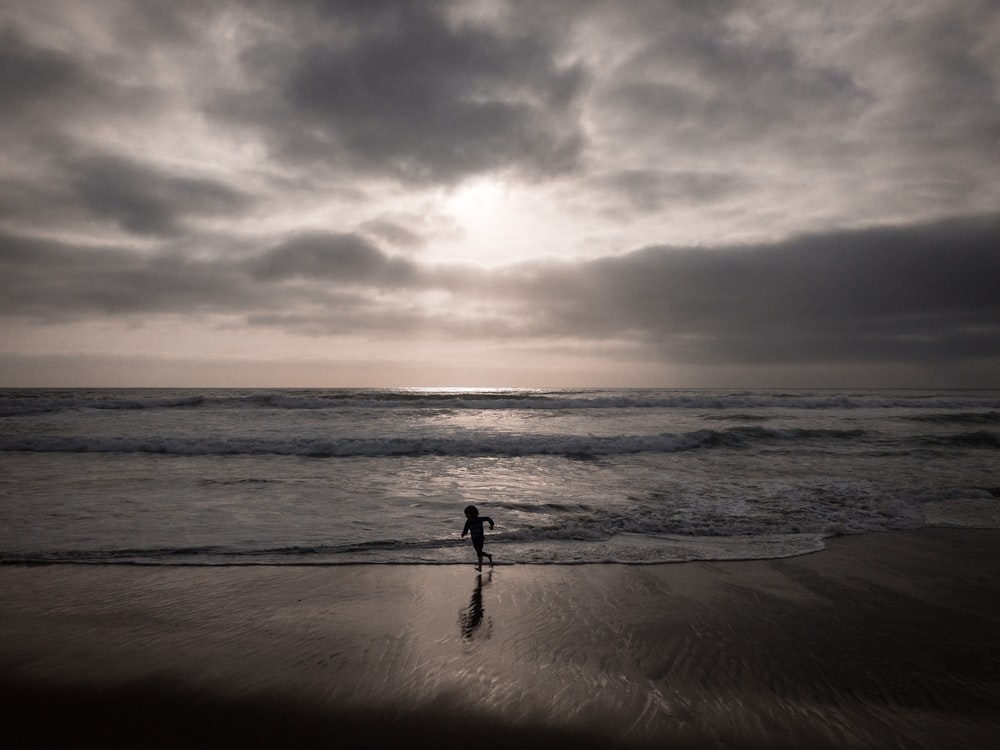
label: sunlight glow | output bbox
[444,177,506,222]
[430,176,526,265]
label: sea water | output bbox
[1,388,997,565]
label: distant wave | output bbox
[0,393,206,417]
[2,388,999,416]
[918,431,1000,448]
[0,426,870,457]
[905,411,1000,425]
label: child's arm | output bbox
[461,519,470,537]
[483,516,495,530]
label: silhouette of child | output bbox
[461,505,494,571]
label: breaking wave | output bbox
[0,426,869,457]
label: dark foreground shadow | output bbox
[0,678,702,750]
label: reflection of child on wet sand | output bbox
[461,505,494,571]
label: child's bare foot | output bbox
[486,552,493,567]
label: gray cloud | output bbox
[519,215,1000,366]
[216,1,587,183]
[65,154,252,236]
[0,227,437,333]
[1,1,998,385]
[0,15,170,141]
[0,232,257,320]
[579,0,1000,227]
[595,169,749,213]
[591,3,868,152]
[3,216,997,371]
[0,25,84,117]
[358,217,425,249]
[250,232,420,285]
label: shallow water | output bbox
[1,388,998,564]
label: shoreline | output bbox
[2,528,999,748]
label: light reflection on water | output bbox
[1,388,998,565]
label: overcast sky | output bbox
[1,0,998,388]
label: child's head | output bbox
[464,505,478,519]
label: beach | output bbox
[2,528,999,749]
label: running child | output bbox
[461,505,494,571]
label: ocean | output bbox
[1,388,997,566]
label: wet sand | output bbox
[2,528,999,748]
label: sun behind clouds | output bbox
[445,177,506,221]
[435,176,570,266]
[440,178,513,264]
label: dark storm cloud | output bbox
[517,215,1000,366]
[216,1,586,183]
[65,155,252,236]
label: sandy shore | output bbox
[2,528,999,749]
